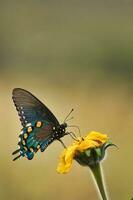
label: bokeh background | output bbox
[0,1,133,200]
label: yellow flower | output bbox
[57,131,108,174]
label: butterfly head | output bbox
[61,122,67,128]
[60,122,67,134]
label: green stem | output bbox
[90,163,108,200]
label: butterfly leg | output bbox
[58,139,67,148]
[67,132,79,141]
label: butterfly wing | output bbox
[12,88,61,160]
[12,88,59,127]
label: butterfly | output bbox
[12,88,73,161]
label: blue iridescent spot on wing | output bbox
[26,151,34,160]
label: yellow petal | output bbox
[85,131,108,144]
[57,145,78,174]
[77,140,99,151]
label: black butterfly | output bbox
[12,88,73,161]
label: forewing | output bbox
[12,88,59,127]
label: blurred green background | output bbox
[0,1,133,200]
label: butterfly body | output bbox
[12,88,68,161]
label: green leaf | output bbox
[104,142,118,150]
[95,148,102,157]
[85,149,91,157]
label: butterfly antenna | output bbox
[64,108,74,123]
[65,116,74,122]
